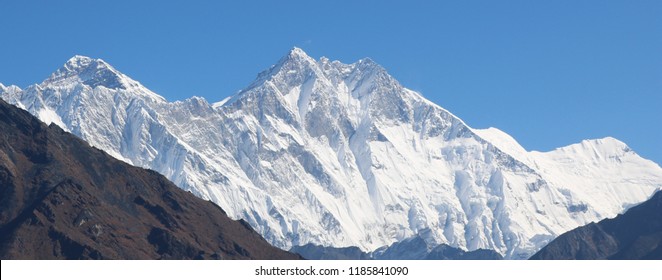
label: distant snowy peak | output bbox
[43,55,166,103]
[473,128,644,167]
[46,55,124,88]
[0,83,22,98]
[548,137,634,161]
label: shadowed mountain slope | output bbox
[0,99,300,260]
[530,191,662,260]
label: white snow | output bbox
[212,96,231,109]
[2,49,661,259]
[37,107,67,129]
[473,127,528,161]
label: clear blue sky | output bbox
[1,0,660,165]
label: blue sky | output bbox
[1,0,660,164]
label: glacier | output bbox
[2,48,661,259]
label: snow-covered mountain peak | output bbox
[237,48,320,96]
[0,84,25,109]
[0,83,21,93]
[233,47,397,102]
[546,137,637,163]
[46,55,123,88]
[582,137,629,150]
[3,48,661,259]
[41,56,166,104]
[66,54,98,67]
[354,57,379,69]
[272,47,318,71]
[0,83,17,94]
[288,46,311,60]
[182,95,214,111]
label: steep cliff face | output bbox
[3,48,662,259]
[0,99,300,260]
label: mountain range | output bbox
[2,48,661,259]
[0,99,299,259]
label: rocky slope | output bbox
[530,191,662,260]
[0,99,300,260]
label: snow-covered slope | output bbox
[3,48,661,259]
[475,128,662,217]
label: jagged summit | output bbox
[249,47,387,89]
[63,55,115,74]
[287,46,311,60]
[43,56,164,105]
[45,55,124,89]
[65,55,106,69]
[2,49,662,259]
[38,55,166,104]
[274,47,320,72]
[230,47,402,120]
[243,47,320,91]
[0,83,21,93]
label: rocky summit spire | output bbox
[271,46,319,75]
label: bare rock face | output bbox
[0,99,301,260]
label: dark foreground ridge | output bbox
[530,190,662,260]
[0,100,300,260]
[291,238,503,260]
[290,244,372,260]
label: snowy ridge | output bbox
[3,48,661,259]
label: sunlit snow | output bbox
[2,49,661,259]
